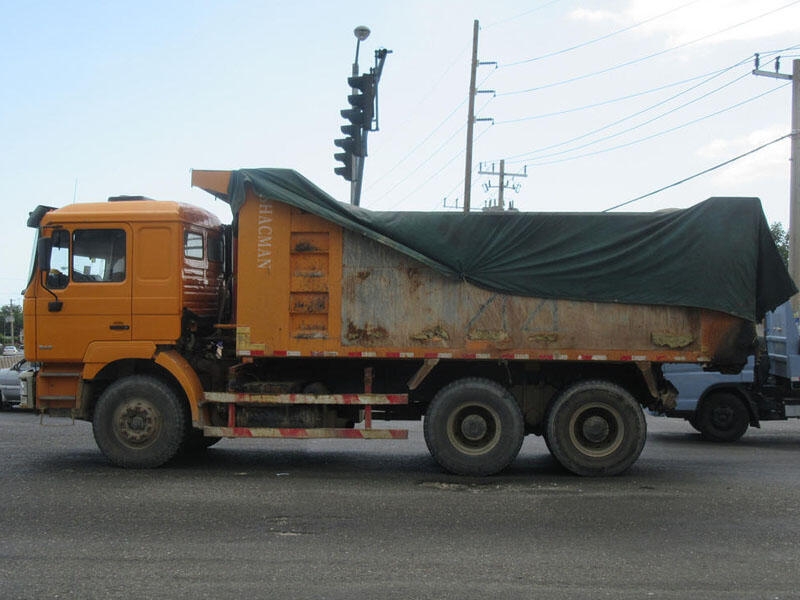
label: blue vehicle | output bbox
[661,301,800,441]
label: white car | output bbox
[2,346,19,356]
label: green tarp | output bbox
[223,168,797,322]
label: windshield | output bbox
[25,229,38,292]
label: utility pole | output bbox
[479,160,527,210]
[753,55,800,301]
[462,20,495,213]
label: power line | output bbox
[502,0,701,68]
[499,0,800,97]
[503,59,753,164]
[367,71,496,198]
[525,83,790,168]
[494,64,747,125]
[369,79,496,208]
[515,70,753,165]
[483,0,562,30]
[603,134,792,212]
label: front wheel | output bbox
[696,392,749,442]
[424,378,524,476]
[546,380,646,477]
[92,375,188,468]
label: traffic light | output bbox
[342,74,375,130]
[333,71,377,183]
[335,124,363,156]
[333,150,353,181]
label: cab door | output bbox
[34,225,132,362]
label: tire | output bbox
[546,380,646,477]
[696,392,749,442]
[92,375,188,468]
[423,378,524,476]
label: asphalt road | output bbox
[1,410,800,600]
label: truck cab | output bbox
[23,199,225,417]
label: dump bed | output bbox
[192,169,796,368]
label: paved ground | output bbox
[1,410,799,599]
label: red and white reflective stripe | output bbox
[536,353,569,360]
[239,349,708,363]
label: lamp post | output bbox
[350,26,370,205]
[353,25,370,72]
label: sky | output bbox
[1,0,799,306]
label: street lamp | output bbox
[349,26,370,205]
[353,26,371,72]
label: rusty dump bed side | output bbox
[230,190,752,367]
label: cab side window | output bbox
[45,229,126,287]
[46,230,70,289]
[72,229,126,282]
[184,231,204,259]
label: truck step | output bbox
[203,392,408,406]
[203,426,408,440]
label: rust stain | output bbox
[291,296,328,313]
[528,332,559,344]
[406,267,422,293]
[346,322,389,342]
[294,270,324,278]
[356,271,371,281]
[294,241,319,252]
[410,325,450,343]
[468,329,510,342]
[651,331,693,349]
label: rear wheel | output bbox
[696,391,749,442]
[424,378,524,476]
[546,380,646,476]
[92,375,187,468]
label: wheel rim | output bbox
[568,401,624,458]
[112,398,162,449]
[446,402,501,456]
[710,404,736,430]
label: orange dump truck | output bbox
[22,168,796,476]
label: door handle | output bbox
[109,324,130,331]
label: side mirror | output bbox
[37,237,52,272]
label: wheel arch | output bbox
[81,351,201,424]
